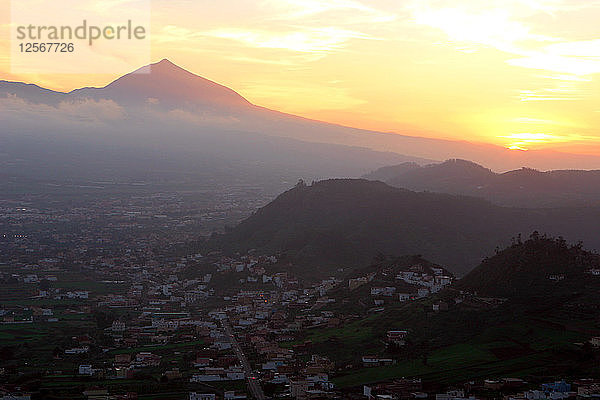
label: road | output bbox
[222,318,266,400]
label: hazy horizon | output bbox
[2,1,600,156]
[4,57,600,173]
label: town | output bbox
[2,192,600,400]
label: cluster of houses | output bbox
[189,392,247,400]
[361,379,600,400]
[16,247,349,397]
[348,264,454,308]
[0,247,461,399]
[504,380,600,400]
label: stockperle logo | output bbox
[10,0,151,74]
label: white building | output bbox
[78,364,93,376]
[189,393,216,400]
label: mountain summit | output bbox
[70,58,252,109]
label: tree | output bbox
[39,279,51,291]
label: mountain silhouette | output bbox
[365,159,600,207]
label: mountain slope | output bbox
[0,59,432,192]
[213,179,600,276]
[3,59,600,171]
[0,81,67,105]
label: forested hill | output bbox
[213,179,600,277]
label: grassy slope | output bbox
[308,237,600,388]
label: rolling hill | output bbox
[212,179,600,276]
[458,232,600,300]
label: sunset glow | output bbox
[1,0,600,153]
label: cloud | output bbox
[501,132,597,150]
[0,95,124,124]
[155,23,376,63]
[408,0,600,76]
[507,39,600,76]
[204,26,373,53]
[57,98,125,121]
[262,0,396,23]
[154,0,393,63]
[516,79,592,101]
[0,93,241,135]
[155,25,203,43]
[408,2,556,54]
[406,0,600,106]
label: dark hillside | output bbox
[213,180,600,277]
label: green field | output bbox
[330,319,592,388]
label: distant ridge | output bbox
[362,162,421,182]
[365,159,600,207]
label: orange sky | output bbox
[1,0,600,153]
